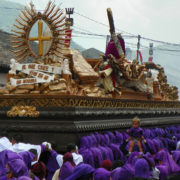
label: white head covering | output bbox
[0,137,14,152]
[42,141,52,150]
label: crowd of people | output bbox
[1,117,180,180]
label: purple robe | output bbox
[111,164,134,180]
[40,144,61,180]
[0,150,23,179]
[156,165,169,180]
[128,127,143,139]
[17,176,32,180]
[109,143,124,161]
[93,168,111,180]
[8,159,29,178]
[134,158,151,178]
[66,163,94,180]
[79,148,95,168]
[59,162,75,180]
[171,150,180,166]
[105,37,126,59]
[154,149,180,175]
[45,150,60,180]
[19,151,35,169]
[90,147,103,168]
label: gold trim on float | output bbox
[7,105,40,117]
[1,95,180,108]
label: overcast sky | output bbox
[8,0,180,52]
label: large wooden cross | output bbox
[29,20,51,56]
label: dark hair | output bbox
[29,149,38,157]
[38,150,51,165]
[31,162,46,180]
[12,134,23,142]
[66,143,76,152]
[112,160,124,170]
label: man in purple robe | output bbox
[93,168,111,180]
[105,34,126,60]
[6,159,29,179]
[38,142,63,180]
[66,163,94,180]
[134,158,151,179]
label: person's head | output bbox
[111,165,134,180]
[134,158,151,179]
[101,160,113,171]
[63,152,76,166]
[6,159,29,178]
[30,162,46,180]
[93,168,111,180]
[132,117,140,129]
[11,134,23,145]
[66,163,94,180]
[29,149,38,162]
[59,162,75,180]
[112,160,124,170]
[67,143,78,153]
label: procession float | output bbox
[0,1,180,152]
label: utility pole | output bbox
[148,43,153,62]
[65,8,74,26]
[65,8,74,47]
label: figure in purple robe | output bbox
[7,159,29,178]
[39,143,63,180]
[134,158,151,179]
[30,161,46,180]
[59,161,75,180]
[66,163,94,180]
[19,151,35,169]
[111,164,134,180]
[105,34,126,60]
[93,168,111,180]
[154,149,180,175]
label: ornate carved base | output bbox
[0,94,180,152]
